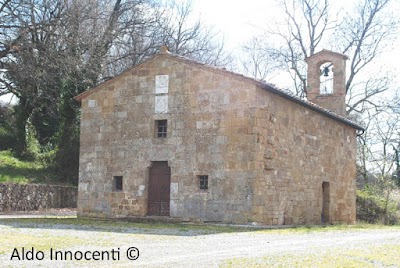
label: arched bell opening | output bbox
[319,62,334,95]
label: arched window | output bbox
[319,62,333,94]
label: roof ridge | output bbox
[75,49,364,131]
[162,51,362,130]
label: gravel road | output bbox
[130,228,400,267]
[0,218,399,267]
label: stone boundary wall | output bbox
[0,183,78,212]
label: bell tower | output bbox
[306,50,348,117]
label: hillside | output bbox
[0,150,57,184]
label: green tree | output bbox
[0,0,230,183]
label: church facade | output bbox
[75,48,362,225]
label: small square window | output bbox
[198,175,208,191]
[156,120,167,138]
[114,176,123,191]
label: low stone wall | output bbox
[0,183,78,212]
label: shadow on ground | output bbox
[0,217,269,237]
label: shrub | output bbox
[0,103,17,150]
[356,186,399,225]
[21,119,41,161]
[0,126,17,150]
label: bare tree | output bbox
[100,0,162,77]
[334,0,397,114]
[393,142,400,186]
[243,0,334,97]
[241,0,398,112]
[0,0,23,60]
[389,89,400,186]
[369,115,398,178]
[241,37,280,81]
[102,0,233,77]
[154,0,232,67]
[357,109,400,223]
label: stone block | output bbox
[76,52,358,226]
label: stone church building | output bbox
[75,48,363,225]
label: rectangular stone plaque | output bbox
[88,99,96,107]
[155,95,168,113]
[155,75,169,94]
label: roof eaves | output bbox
[259,83,364,131]
[74,49,363,131]
[74,54,165,102]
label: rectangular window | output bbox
[198,175,208,191]
[114,176,123,191]
[156,120,167,138]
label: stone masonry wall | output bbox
[77,52,357,225]
[78,54,259,222]
[306,50,347,116]
[0,183,77,212]
[251,88,357,225]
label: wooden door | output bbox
[148,161,171,216]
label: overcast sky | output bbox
[192,0,336,51]
[1,0,399,103]
[191,0,400,91]
[192,0,400,51]
[192,0,279,50]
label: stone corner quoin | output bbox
[75,49,358,226]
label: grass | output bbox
[254,222,400,234]
[0,232,91,254]
[1,217,399,235]
[0,217,255,234]
[0,150,55,184]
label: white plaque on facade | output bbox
[155,95,168,113]
[155,75,169,94]
[88,99,96,108]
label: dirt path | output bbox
[0,208,77,218]
[0,219,399,267]
[133,229,400,267]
